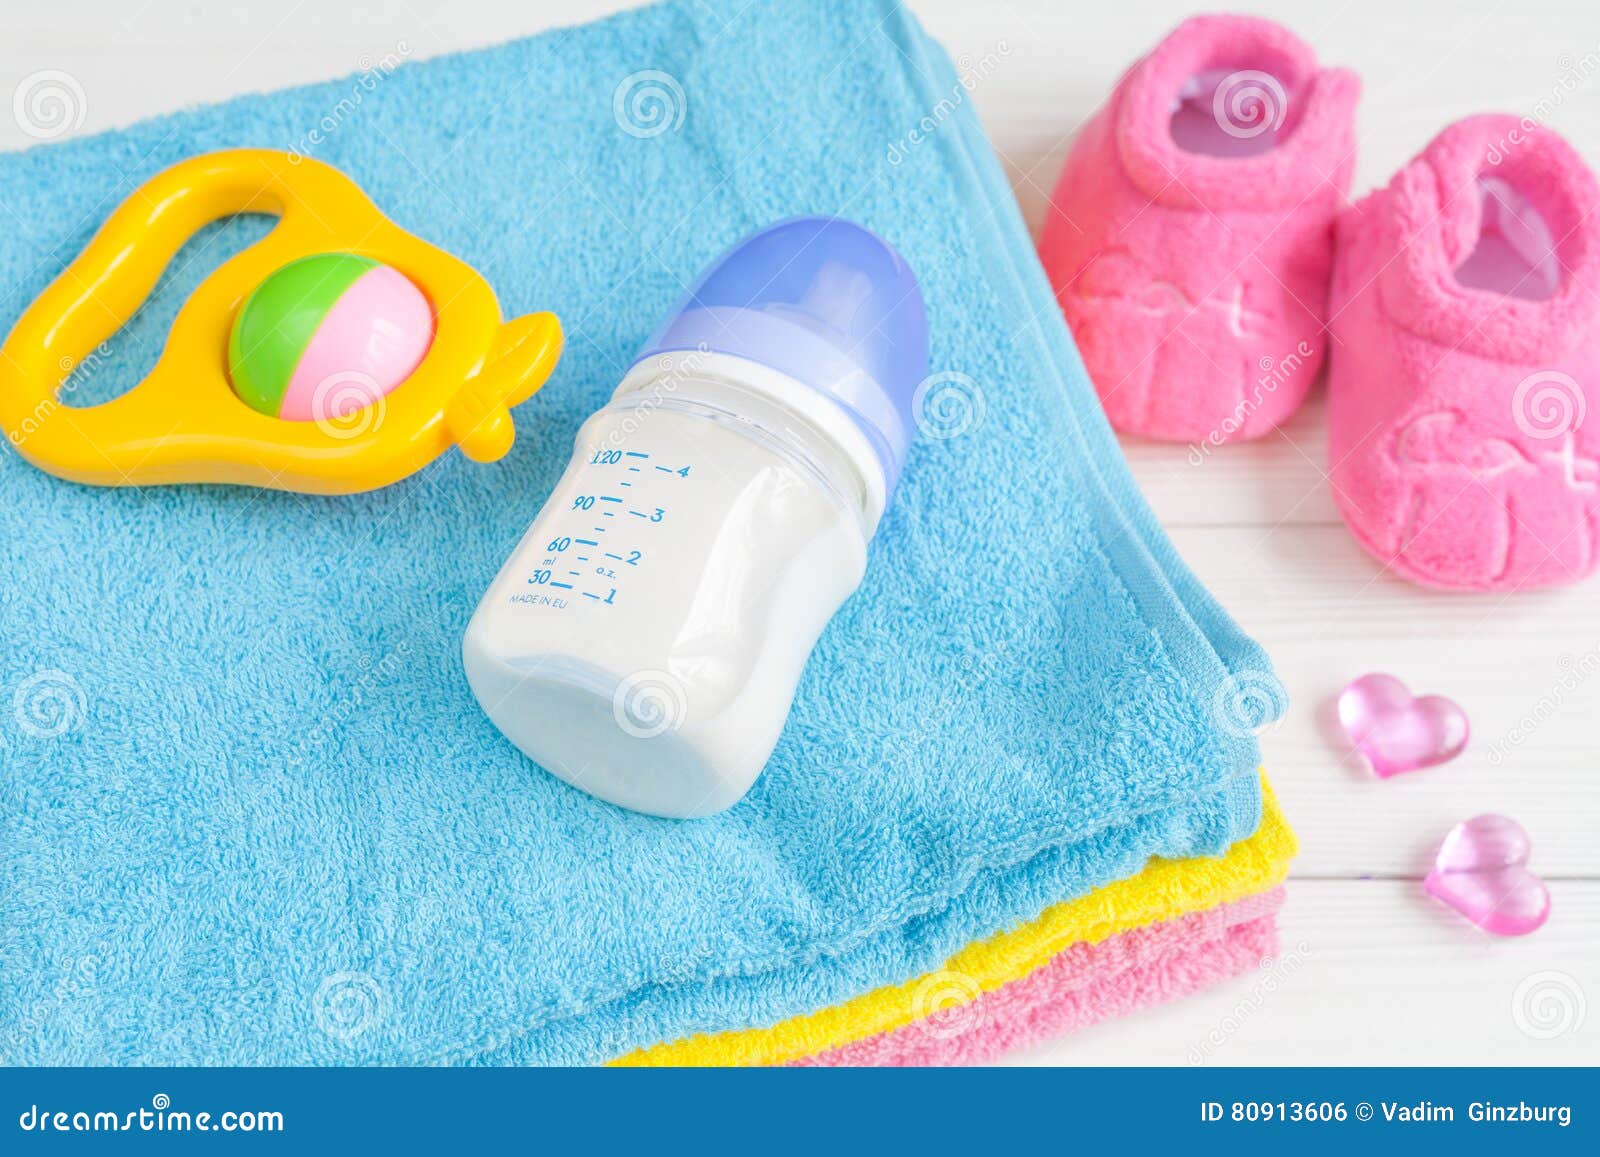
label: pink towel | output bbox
[796,887,1285,1066]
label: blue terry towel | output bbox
[0,0,1282,1064]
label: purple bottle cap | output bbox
[635,216,929,494]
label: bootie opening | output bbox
[1169,66,1304,158]
[1455,174,1562,302]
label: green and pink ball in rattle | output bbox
[227,252,435,423]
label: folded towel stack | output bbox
[0,0,1292,1066]
[621,780,1295,1065]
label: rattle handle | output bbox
[4,151,319,403]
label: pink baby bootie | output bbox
[1040,15,1359,444]
[1328,116,1600,591]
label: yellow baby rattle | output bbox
[0,149,562,494]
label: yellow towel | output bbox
[617,773,1294,1066]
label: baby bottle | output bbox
[463,217,927,818]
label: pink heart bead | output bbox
[1336,672,1468,777]
[1424,815,1550,937]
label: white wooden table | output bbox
[4,0,1596,1066]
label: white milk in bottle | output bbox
[463,218,927,817]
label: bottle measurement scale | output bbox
[518,450,691,610]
